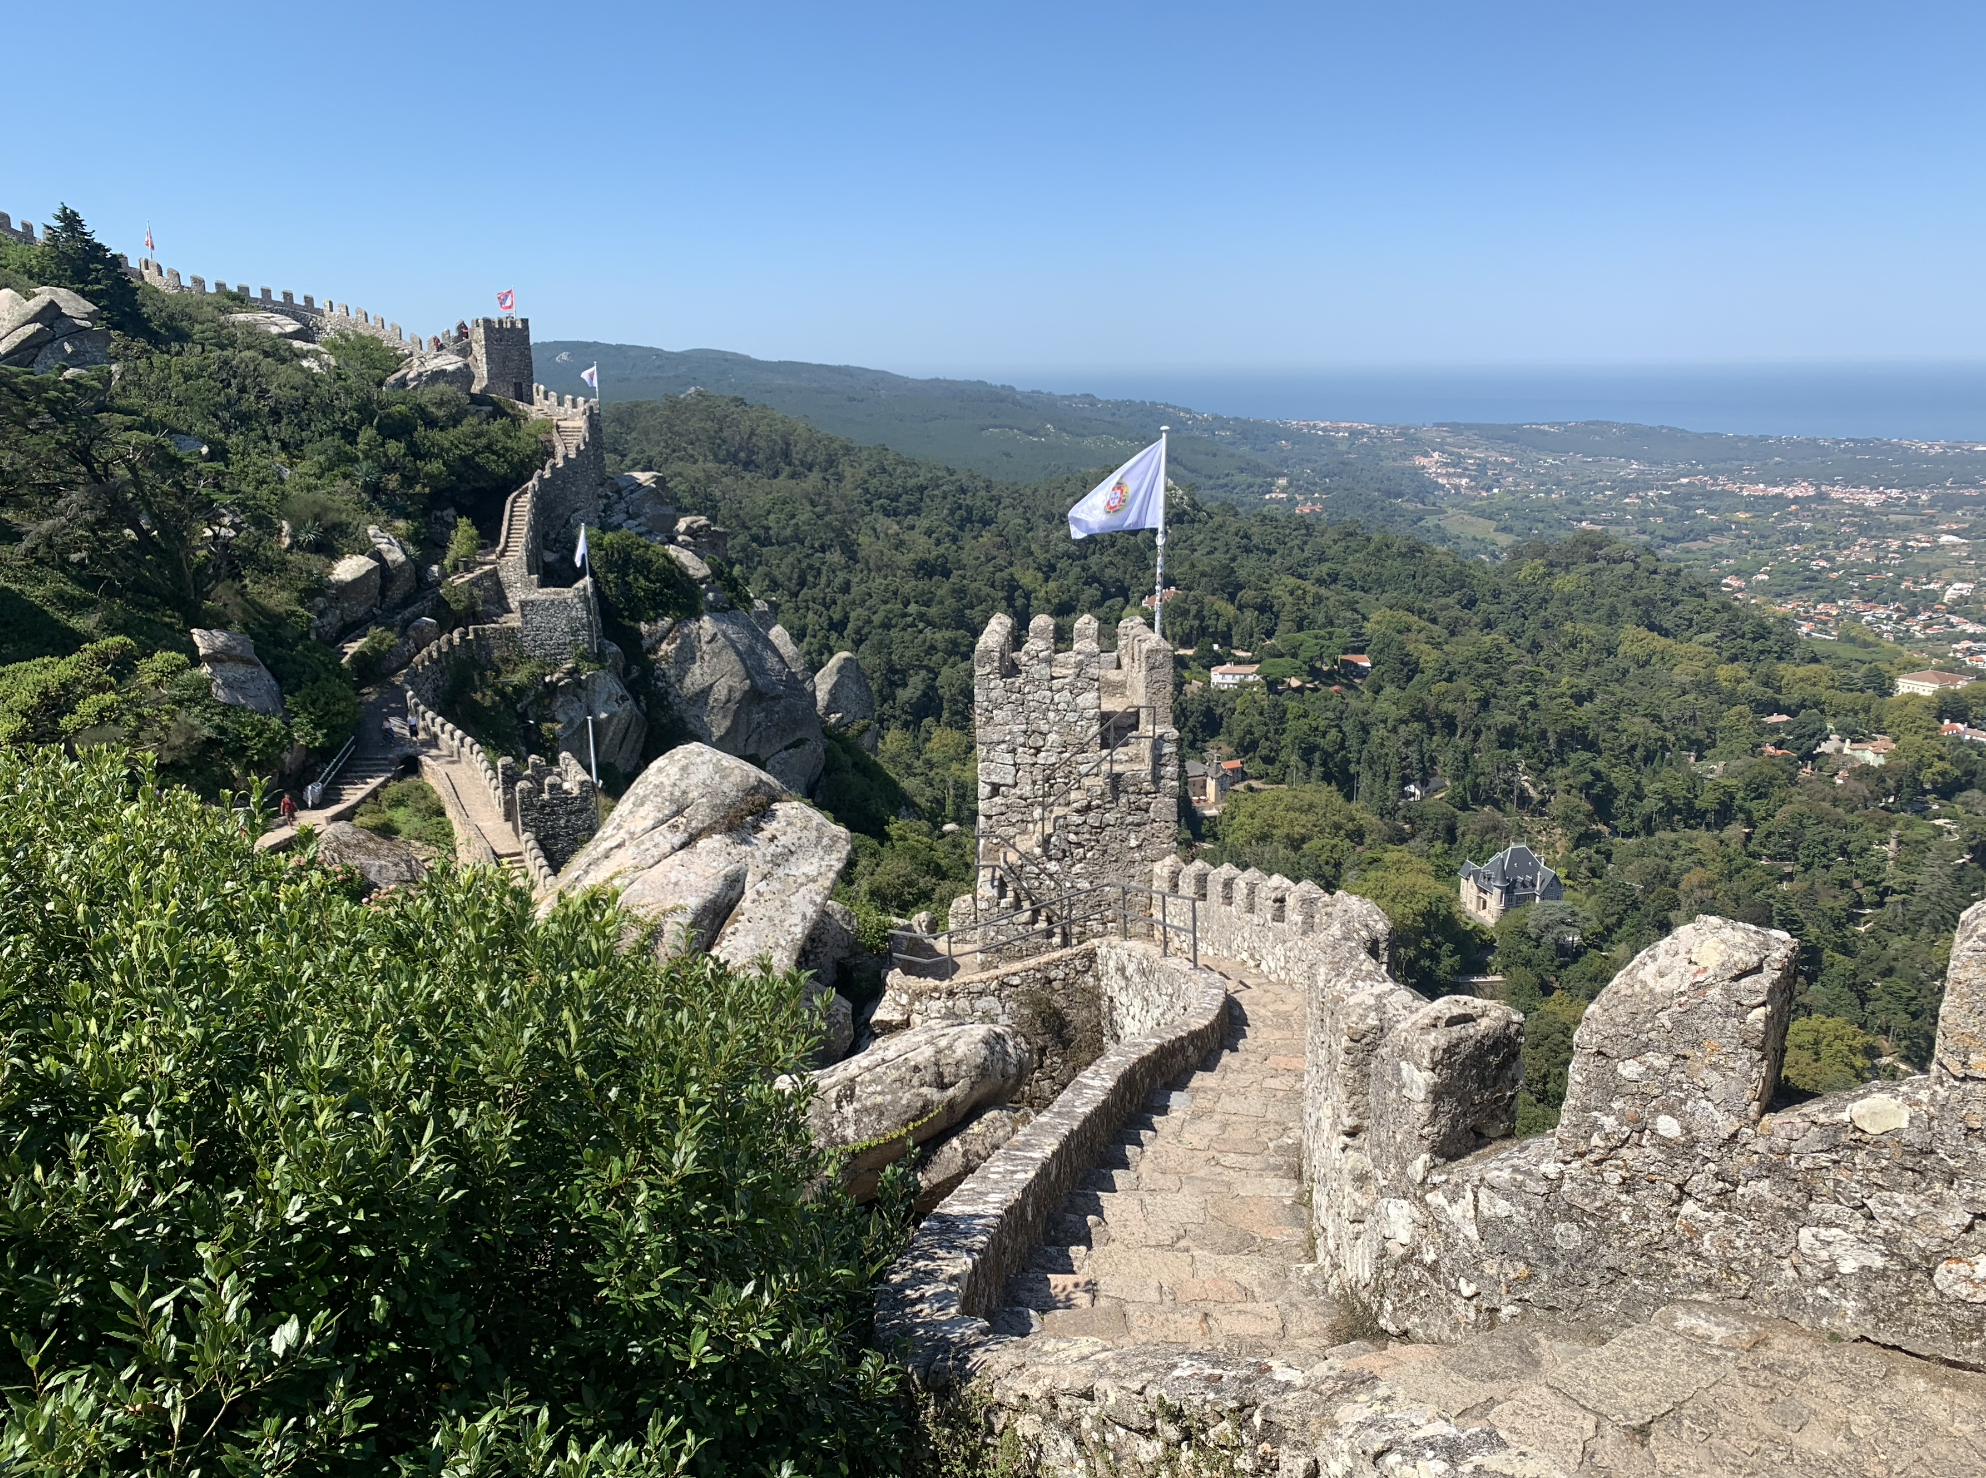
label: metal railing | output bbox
[302,734,356,809]
[891,881,1198,976]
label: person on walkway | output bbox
[279,793,298,825]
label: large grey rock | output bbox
[191,628,283,716]
[366,526,416,605]
[0,288,23,325]
[805,1021,1034,1198]
[814,650,878,752]
[0,319,53,363]
[767,624,811,689]
[226,310,308,339]
[322,553,381,632]
[550,668,647,777]
[314,820,425,889]
[385,352,473,393]
[553,742,850,975]
[29,328,113,373]
[651,608,826,795]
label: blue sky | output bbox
[10,2,1984,376]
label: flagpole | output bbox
[1154,426,1169,641]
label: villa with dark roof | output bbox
[1458,843,1563,924]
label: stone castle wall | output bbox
[972,612,1178,910]
[511,750,598,872]
[1344,910,1986,1368]
[403,624,600,887]
[470,315,534,401]
[1155,845,1986,1370]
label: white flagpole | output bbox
[1154,426,1169,641]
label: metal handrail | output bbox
[303,734,357,809]
[891,880,1198,974]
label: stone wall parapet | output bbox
[875,939,1228,1386]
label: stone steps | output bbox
[990,959,1336,1356]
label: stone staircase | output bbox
[987,957,1337,1355]
[497,486,533,559]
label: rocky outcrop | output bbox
[601,471,676,540]
[191,629,283,716]
[314,820,425,890]
[650,609,826,795]
[553,742,849,976]
[814,650,878,752]
[367,526,416,605]
[767,625,811,689]
[550,668,646,777]
[0,286,111,372]
[806,1021,1034,1200]
[384,351,473,393]
[320,554,381,634]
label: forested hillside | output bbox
[606,391,1986,1126]
[0,210,547,794]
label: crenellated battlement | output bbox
[0,212,38,246]
[129,254,422,352]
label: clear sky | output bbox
[11,1,1984,376]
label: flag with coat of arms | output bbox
[1067,437,1166,539]
[581,363,599,391]
[496,288,516,312]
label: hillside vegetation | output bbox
[605,391,1986,1127]
[0,210,547,793]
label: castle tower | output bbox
[969,611,1178,917]
[470,316,534,402]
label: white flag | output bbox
[1068,438,1165,539]
[581,363,599,390]
[574,525,589,570]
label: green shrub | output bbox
[446,515,481,570]
[1781,1014,1877,1096]
[592,530,702,628]
[343,624,400,685]
[287,676,360,751]
[354,777,455,847]
[0,748,912,1475]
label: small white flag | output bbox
[575,525,590,570]
[580,363,599,391]
[1068,438,1166,539]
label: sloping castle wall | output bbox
[1160,838,1986,1369]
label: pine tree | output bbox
[41,204,143,335]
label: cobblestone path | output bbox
[994,959,1342,1357]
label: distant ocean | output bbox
[974,364,1986,444]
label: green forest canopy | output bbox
[604,391,1986,1127]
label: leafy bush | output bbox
[591,530,702,627]
[343,624,399,684]
[0,748,912,1476]
[353,777,455,847]
[287,676,361,751]
[446,515,481,570]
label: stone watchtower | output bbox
[966,611,1178,923]
[470,316,534,402]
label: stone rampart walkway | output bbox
[993,958,1340,1356]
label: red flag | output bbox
[496,288,516,312]
[144,223,155,252]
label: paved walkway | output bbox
[994,958,1340,1357]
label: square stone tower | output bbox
[470,316,534,402]
[970,611,1178,917]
